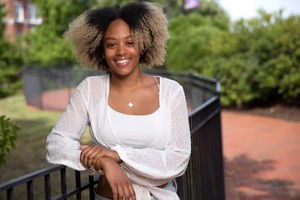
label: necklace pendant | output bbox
[128,102,133,108]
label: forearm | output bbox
[97,157,115,171]
[107,150,122,163]
[80,144,122,169]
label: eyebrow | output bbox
[104,35,133,41]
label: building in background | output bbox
[1,0,42,42]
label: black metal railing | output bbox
[182,96,224,200]
[0,165,99,200]
[0,68,225,200]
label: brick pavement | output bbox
[222,111,300,200]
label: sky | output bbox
[217,0,300,21]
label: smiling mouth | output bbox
[115,59,130,66]
[116,59,129,64]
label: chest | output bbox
[88,98,171,150]
[108,106,161,148]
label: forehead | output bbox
[104,19,132,39]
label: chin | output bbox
[111,70,132,78]
[111,66,139,77]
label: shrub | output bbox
[0,115,19,167]
[0,3,23,98]
[167,10,300,107]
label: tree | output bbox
[22,0,92,67]
[166,0,230,71]
[167,2,300,107]
[0,3,23,97]
[23,0,182,68]
[202,12,300,107]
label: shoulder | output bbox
[160,76,183,90]
[76,74,109,95]
[159,76,185,101]
[81,74,109,84]
[77,74,108,87]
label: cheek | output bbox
[103,49,113,58]
[133,47,141,57]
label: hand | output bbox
[80,144,121,169]
[98,157,136,200]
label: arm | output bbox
[96,157,136,200]
[46,79,89,171]
[80,144,121,168]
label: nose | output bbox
[116,43,127,56]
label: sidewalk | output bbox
[222,111,300,200]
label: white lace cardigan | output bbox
[46,74,191,200]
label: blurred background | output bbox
[0,0,299,199]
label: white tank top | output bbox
[108,106,161,149]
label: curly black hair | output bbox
[65,2,169,70]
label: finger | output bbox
[128,184,136,200]
[80,148,89,167]
[80,145,89,150]
[82,145,99,164]
[123,185,132,200]
[81,147,96,167]
[80,147,90,167]
[117,185,125,200]
[111,183,119,200]
[123,180,136,200]
[85,147,107,168]
[86,151,98,168]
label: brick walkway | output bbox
[222,111,300,200]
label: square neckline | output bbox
[106,75,161,116]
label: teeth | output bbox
[116,60,129,64]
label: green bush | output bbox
[0,42,23,97]
[0,3,23,98]
[21,30,75,68]
[0,115,19,167]
[166,11,230,71]
[195,54,260,107]
[167,9,300,107]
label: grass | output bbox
[0,94,61,182]
[0,94,94,199]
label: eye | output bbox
[127,41,135,46]
[106,42,116,48]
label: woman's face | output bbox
[103,19,141,77]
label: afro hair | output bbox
[64,2,169,71]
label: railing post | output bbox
[89,176,95,200]
[44,174,51,200]
[27,180,33,200]
[60,167,67,199]
[7,188,13,200]
[75,170,82,200]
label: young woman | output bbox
[46,2,191,200]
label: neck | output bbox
[109,71,144,92]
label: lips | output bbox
[114,59,130,66]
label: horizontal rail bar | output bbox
[0,165,65,191]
